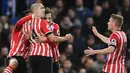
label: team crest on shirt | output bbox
[57,30,60,36]
[26,23,31,26]
[50,25,54,31]
[110,39,116,46]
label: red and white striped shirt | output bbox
[102,31,127,73]
[8,14,33,60]
[28,19,53,57]
[49,22,60,62]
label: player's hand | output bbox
[34,34,47,43]
[65,34,73,41]
[84,47,96,56]
[92,26,99,36]
[24,31,32,40]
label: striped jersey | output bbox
[102,31,127,73]
[8,14,32,60]
[49,22,60,62]
[27,19,53,57]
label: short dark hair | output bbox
[45,7,53,14]
[111,14,124,27]
[22,9,31,17]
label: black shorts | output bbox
[53,61,60,73]
[101,71,106,73]
[7,56,28,73]
[29,56,53,73]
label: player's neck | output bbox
[112,28,121,33]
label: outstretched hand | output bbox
[84,47,96,56]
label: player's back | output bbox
[8,14,33,59]
[8,21,31,59]
[102,31,127,73]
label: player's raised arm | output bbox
[92,26,109,44]
[15,14,36,31]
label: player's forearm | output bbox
[47,34,67,43]
[96,33,109,44]
[95,47,114,54]
[50,36,67,43]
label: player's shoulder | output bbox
[110,31,124,39]
[41,19,49,25]
[110,32,119,38]
[41,19,48,23]
[53,22,59,27]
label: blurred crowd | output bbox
[0,0,130,73]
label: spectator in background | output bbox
[86,34,98,60]
[126,60,130,73]
[0,22,3,33]
[60,16,73,36]
[93,54,105,73]
[67,8,82,26]
[84,57,97,73]
[125,28,130,60]
[65,44,73,58]
[62,60,76,73]
[108,0,119,14]
[0,16,9,30]
[0,22,3,48]
[120,0,130,31]
[4,0,16,18]
[81,16,94,38]
[93,5,104,34]
[64,44,80,68]
[73,0,93,24]
[0,67,5,73]
[0,46,9,67]
[71,25,86,58]
[86,35,96,49]
[59,16,73,52]
[53,0,67,24]
[58,68,64,73]
[79,68,86,73]
[59,53,67,64]
[100,0,112,34]
[0,16,10,48]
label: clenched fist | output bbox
[65,34,73,41]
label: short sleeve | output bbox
[41,20,52,35]
[53,24,60,36]
[108,33,118,48]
